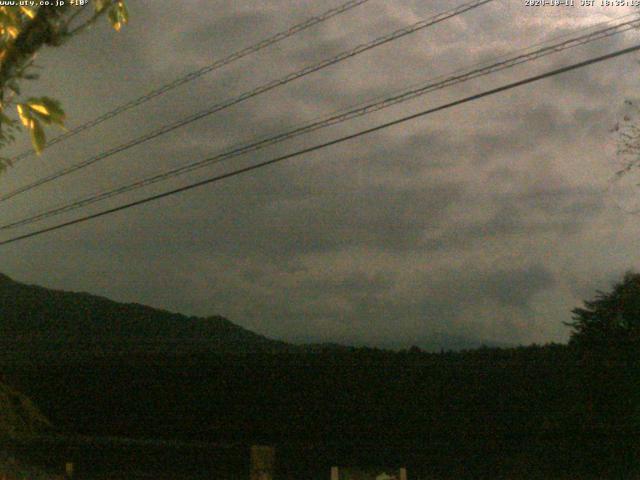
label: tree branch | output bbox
[0,5,70,92]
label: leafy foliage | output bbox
[0,2,128,161]
[566,271,640,349]
[610,100,640,212]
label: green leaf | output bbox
[16,103,32,127]
[26,97,65,127]
[20,6,35,19]
[117,1,128,23]
[38,97,65,125]
[93,0,110,13]
[29,118,45,155]
[108,1,128,31]
[108,5,118,29]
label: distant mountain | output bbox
[291,333,508,353]
[0,273,500,362]
[379,333,513,352]
[0,273,291,362]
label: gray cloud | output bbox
[1,0,640,348]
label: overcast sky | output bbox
[1,0,640,349]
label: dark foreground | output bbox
[3,432,639,480]
[3,345,640,479]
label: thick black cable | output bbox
[1,42,639,246]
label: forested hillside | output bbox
[0,273,290,362]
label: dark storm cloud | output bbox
[2,0,640,348]
[74,167,463,259]
[479,266,556,308]
[419,265,555,311]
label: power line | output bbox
[1,42,639,247]
[5,15,637,229]
[4,14,639,230]
[0,0,494,203]
[8,0,372,163]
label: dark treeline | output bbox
[2,272,640,477]
[3,343,639,478]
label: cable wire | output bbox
[2,42,639,246]
[0,0,494,202]
[8,0,372,163]
[4,14,639,230]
